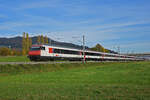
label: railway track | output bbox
[0,61,92,65]
[0,61,115,65]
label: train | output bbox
[28,44,143,61]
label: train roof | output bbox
[31,44,134,58]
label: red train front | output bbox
[28,45,42,61]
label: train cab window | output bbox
[30,47,40,51]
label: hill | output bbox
[0,36,116,53]
[0,36,87,49]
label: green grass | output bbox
[0,56,30,62]
[0,62,150,100]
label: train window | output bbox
[62,49,79,55]
[84,52,102,56]
[53,49,80,55]
[30,47,40,51]
[54,49,61,53]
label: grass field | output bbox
[0,62,150,100]
[0,56,30,62]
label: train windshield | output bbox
[30,46,45,51]
[30,47,41,51]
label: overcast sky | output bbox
[0,0,150,53]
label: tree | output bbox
[13,49,22,56]
[0,47,10,56]
[44,36,49,44]
[90,44,106,52]
[37,35,41,44]
[10,49,14,56]
[22,32,32,55]
[26,33,30,53]
[10,49,22,56]
[104,49,110,53]
[90,44,103,52]
[22,32,26,55]
[41,35,44,44]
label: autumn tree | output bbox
[0,47,10,56]
[104,49,110,53]
[37,34,49,45]
[22,32,26,55]
[11,49,22,56]
[22,32,32,55]
[41,35,44,44]
[26,33,30,53]
[90,44,110,53]
[90,44,103,52]
[44,36,49,44]
[37,35,41,44]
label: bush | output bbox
[0,47,22,56]
[0,47,10,56]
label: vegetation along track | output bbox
[0,61,133,65]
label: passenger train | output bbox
[28,44,142,61]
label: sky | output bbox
[0,0,150,53]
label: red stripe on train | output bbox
[28,50,41,56]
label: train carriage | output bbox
[28,44,139,61]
